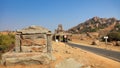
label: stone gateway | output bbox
[1,25,53,65]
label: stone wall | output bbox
[15,33,49,53]
[1,26,53,65]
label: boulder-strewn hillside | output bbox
[68,17,120,34]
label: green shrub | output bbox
[99,26,105,29]
[116,24,120,28]
[0,34,15,52]
[107,32,120,41]
[90,28,98,32]
[115,24,120,32]
[0,45,8,51]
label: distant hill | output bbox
[67,17,120,34]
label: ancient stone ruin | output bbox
[53,24,71,42]
[1,25,53,65]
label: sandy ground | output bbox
[52,42,120,68]
[0,41,120,68]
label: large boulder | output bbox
[1,52,52,65]
[116,41,120,46]
[55,58,83,68]
[92,40,100,45]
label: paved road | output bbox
[67,42,120,62]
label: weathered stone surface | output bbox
[17,25,50,34]
[92,40,100,45]
[34,39,46,45]
[55,58,83,68]
[15,35,21,52]
[116,41,120,46]
[21,46,32,52]
[1,53,52,65]
[22,36,46,46]
[21,46,46,52]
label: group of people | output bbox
[55,35,68,42]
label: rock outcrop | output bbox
[67,17,120,34]
[67,17,120,41]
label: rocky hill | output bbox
[68,17,120,34]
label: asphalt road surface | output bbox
[67,42,120,62]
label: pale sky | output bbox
[0,0,120,31]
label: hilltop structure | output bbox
[53,24,71,42]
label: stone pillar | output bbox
[15,34,21,52]
[42,34,47,53]
[54,35,56,41]
[47,33,52,54]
